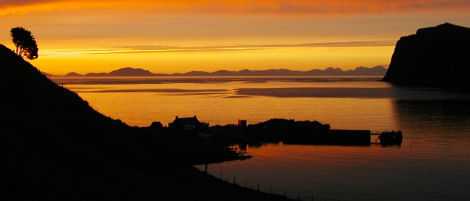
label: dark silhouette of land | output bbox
[196,118,401,147]
[52,76,384,85]
[65,66,387,77]
[209,119,369,146]
[76,67,155,76]
[383,23,470,87]
[0,44,292,201]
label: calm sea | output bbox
[54,76,470,201]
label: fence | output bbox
[198,165,350,201]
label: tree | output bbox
[10,27,38,60]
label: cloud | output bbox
[123,40,395,49]
[42,40,394,55]
[0,0,50,6]
[1,0,469,16]
[97,40,395,54]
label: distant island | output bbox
[65,66,387,77]
[69,67,155,76]
[383,23,470,87]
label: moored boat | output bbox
[378,131,403,146]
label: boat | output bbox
[378,131,403,146]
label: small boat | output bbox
[378,131,403,146]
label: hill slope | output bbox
[0,44,290,201]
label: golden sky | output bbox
[1,0,469,74]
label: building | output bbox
[169,116,209,130]
[149,121,163,129]
[238,120,247,127]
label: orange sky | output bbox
[1,0,469,74]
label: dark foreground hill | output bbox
[0,44,291,201]
[383,23,470,87]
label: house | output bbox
[169,116,209,130]
[149,121,163,129]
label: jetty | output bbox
[373,130,403,146]
[152,118,403,147]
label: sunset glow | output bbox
[1,0,469,74]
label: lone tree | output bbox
[10,27,38,60]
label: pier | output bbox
[156,118,403,147]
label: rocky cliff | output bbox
[383,23,470,87]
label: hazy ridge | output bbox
[64,66,387,77]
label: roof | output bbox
[171,116,200,125]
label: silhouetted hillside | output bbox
[383,23,470,87]
[65,72,81,76]
[108,67,154,76]
[66,66,387,77]
[0,44,291,201]
[67,67,154,76]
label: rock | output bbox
[383,23,470,88]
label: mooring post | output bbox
[257,184,260,192]
[233,176,236,185]
[204,163,208,173]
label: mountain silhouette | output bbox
[383,23,470,87]
[64,72,81,76]
[66,66,387,77]
[108,67,154,76]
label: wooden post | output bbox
[257,184,260,192]
[204,163,208,173]
[233,176,236,185]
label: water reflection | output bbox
[392,100,470,140]
[199,98,470,201]
[57,76,470,201]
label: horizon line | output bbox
[53,65,388,76]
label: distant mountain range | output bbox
[65,66,387,77]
